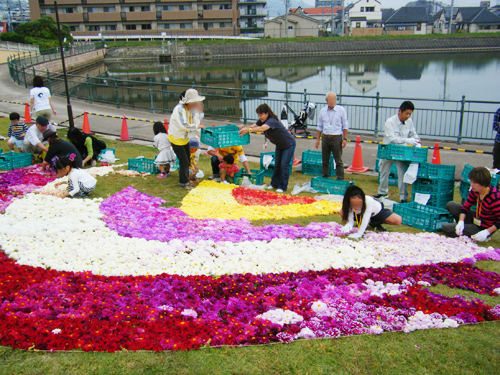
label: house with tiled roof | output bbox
[454,6,500,33]
[347,0,383,35]
[264,13,321,38]
[383,6,431,35]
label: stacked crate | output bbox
[301,150,335,177]
[459,164,500,203]
[259,152,294,177]
[411,163,456,209]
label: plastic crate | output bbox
[233,169,265,185]
[461,164,500,187]
[393,202,454,232]
[200,124,250,148]
[301,150,335,176]
[411,191,454,209]
[128,158,160,174]
[412,178,455,195]
[0,152,32,170]
[260,152,293,177]
[98,148,115,159]
[378,172,399,186]
[417,163,455,180]
[374,159,398,174]
[311,177,353,195]
[377,143,428,163]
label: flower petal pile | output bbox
[180,181,342,220]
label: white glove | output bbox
[455,221,465,236]
[221,180,230,185]
[341,223,353,234]
[348,232,363,240]
[405,138,419,146]
[472,229,490,242]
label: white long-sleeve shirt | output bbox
[346,196,383,236]
[383,114,419,145]
[168,103,200,142]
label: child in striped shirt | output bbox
[7,112,28,152]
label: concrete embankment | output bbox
[104,36,500,62]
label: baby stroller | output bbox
[281,101,316,137]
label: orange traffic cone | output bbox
[163,118,169,133]
[346,135,369,173]
[432,142,441,165]
[82,111,92,134]
[117,116,131,141]
[24,102,32,124]
[293,156,301,166]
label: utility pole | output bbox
[330,0,335,36]
[18,0,25,23]
[341,0,345,36]
[54,1,75,128]
[284,0,289,38]
[6,0,13,32]
[448,0,454,34]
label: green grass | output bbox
[103,31,500,49]
[1,117,500,374]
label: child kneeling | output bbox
[341,185,402,239]
[54,153,97,198]
[220,154,240,184]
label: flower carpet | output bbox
[1,165,500,351]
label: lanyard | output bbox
[477,187,489,218]
[184,105,193,124]
[354,212,362,228]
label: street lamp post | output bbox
[54,1,75,128]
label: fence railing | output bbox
[7,45,500,144]
[0,41,39,54]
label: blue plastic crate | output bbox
[377,172,399,186]
[411,191,454,209]
[128,158,160,174]
[461,164,500,187]
[412,178,455,195]
[233,169,265,185]
[0,152,32,170]
[301,150,335,176]
[417,163,455,180]
[393,202,454,232]
[310,177,353,195]
[259,152,293,177]
[377,143,428,163]
[200,124,250,148]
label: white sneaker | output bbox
[276,189,284,193]
[265,185,275,190]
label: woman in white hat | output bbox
[168,88,205,190]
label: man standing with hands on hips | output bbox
[315,92,349,180]
[375,101,420,203]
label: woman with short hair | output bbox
[443,166,500,241]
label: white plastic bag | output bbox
[241,176,266,190]
[403,162,419,184]
[314,194,344,202]
[263,154,273,169]
[291,181,319,195]
[196,170,205,179]
[100,150,117,163]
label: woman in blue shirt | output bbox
[239,104,296,193]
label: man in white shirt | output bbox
[375,101,420,203]
[315,92,349,180]
[22,116,57,158]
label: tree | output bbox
[16,16,73,43]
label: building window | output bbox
[123,6,135,12]
[203,22,214,29]
[104,25,116,31]
[142,24,152,30]
[366,7,375,12]
[288,25,293,29]
[87,25,100,31]
[159,23,173,29]
[219,4,232,9]
[62,8,74,14]
[417,23,421,31]
[360,7,364,11]
[141,6,150,12]
[158,5,174,11]
[69,26,77,31]
[180,23,192,29]
[86,7,99,13]
[45,8,55,14]
[356,22,361,28]
[179,5,187,10]
[103,7,115,13]
[220,22,230,28]
[125,24,137,30]
[203,5,212,10]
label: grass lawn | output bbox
[1,117,500,374]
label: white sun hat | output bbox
[180,88,205,104]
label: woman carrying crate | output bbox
[442,166,500,242]
[239,104,296,193]
[168,89,205,190]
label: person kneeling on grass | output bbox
[189,139,200,183]
[52,154,97,198]
[442,166,500,242]
[220,154,240,184]
[341,185,402,239]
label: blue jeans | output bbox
[211,156,220,175]
[271,143,296,191]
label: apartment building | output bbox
[28,0,240,37]
[238,0,267,37]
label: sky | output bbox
[268,0,500,17]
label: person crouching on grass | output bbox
[52,154,97,198]
[442,166,500,242]
[341,185,402,239]
[220,154,240,184]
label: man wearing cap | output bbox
[41,129,82,171]
[21,116,57,158]
[168,88,206,190]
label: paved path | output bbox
[0,62,494,179]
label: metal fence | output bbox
[7,44,500,144]
[0,41,39,54]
